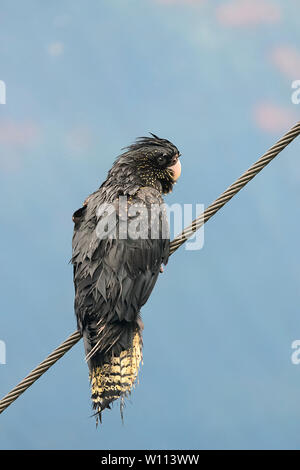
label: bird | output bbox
[71,134,182,423]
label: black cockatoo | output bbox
[71,134,181,422]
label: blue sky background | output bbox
[0,0,300,450]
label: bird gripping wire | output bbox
[1,121,300,416]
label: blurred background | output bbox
[0,0,300,450]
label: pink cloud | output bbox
[253,102,298,134]
[0,120,40,172]
[270,46,300,80]
[217,0,281,27]
[0,120,39,147]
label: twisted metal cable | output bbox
[170,120,300,255]
[0,121,299,416]
[0,331,81,414]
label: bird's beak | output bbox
[168,158,182,182]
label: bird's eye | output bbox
[157,155,166,165]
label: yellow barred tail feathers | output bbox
[90,329,143,424]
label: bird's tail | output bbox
[89,325,143,423]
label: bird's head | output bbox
[111,134,181,194]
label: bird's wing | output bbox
[72,188,169,360]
